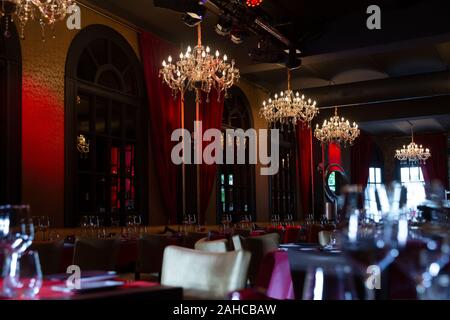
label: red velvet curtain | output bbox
[199,91,224,224]
[350,131,374,188]
[328,142,342,170]
[415,133,449,188]
[139,32,181,224]
[297,124,313,214]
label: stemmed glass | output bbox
[220,214,232,233]
[2,250,43,299]
[189,214,197,232]
[0,205,41,298]
[302,264,358,300]
[39,216,50,241]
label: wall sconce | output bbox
[77,134,90,157]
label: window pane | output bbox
[77,94,91,132]
[369,168,375,183]
[111,102,122,137]
[228,174,233,186]
[78,174,93,213]
[124,144,135,177]
[95,98,107,133]
[111,145,120,176]
[220,186,225,203]
[375,168,381,183]
[125,108,137,139]
[97,70,122,91]
[401,167,409,183]
[410,167,420,182]
[96,137,108,174]
[328,172,336,192]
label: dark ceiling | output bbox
[85,0,450,135]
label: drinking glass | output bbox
[341,210,399,300]
[2,250,43,299]
[1,205,34,255]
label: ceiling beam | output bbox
[300,70,450,107]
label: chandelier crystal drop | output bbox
[394,124,431,164]
[159,24,239,101]
[314,107,360,146]
[260,68,319,127]
[0,0,76,39]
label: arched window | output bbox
[0,18,21,205]
[65,25,147,227]
[217,87,256,223]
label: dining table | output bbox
[0,279,182,300]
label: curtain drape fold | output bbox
[139,32,181,224]
[297,124,313,215]
[415,133,449,188]
[350,131,374,188]
[199,91,224,224]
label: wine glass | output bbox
[341,210,400,300]
[1,205,34,255]
[302,263,358,300]
[2,250,43,299]
[39,216,50,241]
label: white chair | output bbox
[194,237,228,253]
[161,245,251,299]
[232,235,243,251]
[318,230,332,247]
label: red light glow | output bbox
[245,0,263,8]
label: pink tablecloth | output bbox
[255,250,294,300]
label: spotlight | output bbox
[215,15,232,36]
[230,28,246,44]
[285,47,302,70]
[245,0,263,8]
[182,11,204,27]
[154,0,206,27]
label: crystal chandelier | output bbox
[159,22,239,222]
[159,23,240,101]
[314,107,360,145]
[260,68,319,127]
[0,0,75,39]
[394,123,431,164]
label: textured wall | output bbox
[20,6,271,226]
[21,6,140,226]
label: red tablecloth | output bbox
[0,279,159,300]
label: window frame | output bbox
[216,86,256,224]
[268,124,298,220]
[64,25,148,227]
